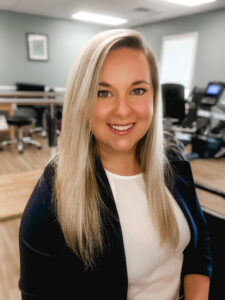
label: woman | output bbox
[19,29,212,300]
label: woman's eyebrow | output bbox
[99,82,111,87]
[132,80,150,86]
[99,80,150,87]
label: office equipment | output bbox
[0,93,64,155]
[16,82,47,137]
[161,83,186,125]
[166,81,225,158]
[213,89,225,158]
[200,82,224,106]
[192,82,225,158]
[0,116,42,154]
[172,87,205,135]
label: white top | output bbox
[105,170,191,300]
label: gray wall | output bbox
[0,10,107,88]
[134,9,225,89]
[1,9,225,89]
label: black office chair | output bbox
[161,83,186,125]
[16,82,47,137]
[0,116,42,154]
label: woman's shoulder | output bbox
[42,159,56,190]
[166,146,186,163]
[30,159,56,209]
[164,132,196,187]
[19,160,63,255]
[165,135,186,163]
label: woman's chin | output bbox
[109,142,137,154]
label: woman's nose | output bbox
[114,96,132,117]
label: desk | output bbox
[0,92,64,155]
[0,91,64,98]
[190,157,225,300]
[197,109,225,121]
[190,158,225,218]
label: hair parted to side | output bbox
[53,28,179,269]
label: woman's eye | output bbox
[98,90,111,98]
[131,88,146,96]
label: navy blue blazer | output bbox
[19,151,212,299]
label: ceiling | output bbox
[0,0,225,27]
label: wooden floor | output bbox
[0,133,52,300]
[0,133,225,299]
[0,218,21,300]
[0,130,51,175]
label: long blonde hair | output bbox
[53,29,179,268]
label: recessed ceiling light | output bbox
[167,0,216,7]
[72,11,128,26]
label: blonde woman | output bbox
[19,29,212,300]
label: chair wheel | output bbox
[38,146,42,150]
[18,143,23,153]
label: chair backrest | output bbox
[16,82,45,92]
[161,83,186,122]
[15,82,45,109]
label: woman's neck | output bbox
[99,150,141,176]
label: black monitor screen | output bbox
[206,84,221,96]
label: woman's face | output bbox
[91,47,154,157]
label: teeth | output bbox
[110,124,134,131]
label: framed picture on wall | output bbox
[27,33,48,61]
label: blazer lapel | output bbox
[169,160,198,248]
[95,157,128,298]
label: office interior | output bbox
[0,1,225,299]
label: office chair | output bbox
[16,82,47,137]
[212,91,225,158]
[0,116,42,154]
[186,83,225,159]
[162,85,205,151]
[161,83,186,125]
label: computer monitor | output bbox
[201,82,224,106]
[206,83,222,97]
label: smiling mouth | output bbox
[108,123,135,131]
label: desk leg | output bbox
[47,103,57,156]
[9,126,15,140]
[8,104,15,139]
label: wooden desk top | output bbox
[0,98,64,105]
[190,158,225,218]
[0,91,64,98]
[0,170,42,221]
[0,91,64,105]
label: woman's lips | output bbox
[107,123,136,135]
